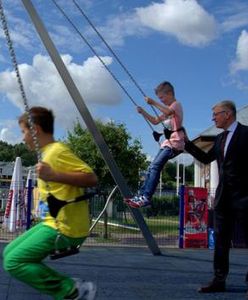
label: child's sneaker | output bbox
[64,278,97,300]
[125,195,151,208]
[123,195,139,205]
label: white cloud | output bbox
[219,2,248,33]
[0,8,38,52]
[85,0,218,49]
[0,127,21,145]
[230,30,248,74]
[0,53,5,63]
[50,25,87,54]
[0,54,122,131]
[135,0,218,47]
[96,13,147,47]
[1,0,219,62]
[221,11,248,32]
[0,2,85,56]
[0,119,22,145]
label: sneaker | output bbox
[125,195,151,208]
[123,195,139,205]
[65,278,97,300]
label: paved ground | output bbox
[0,243,248,299]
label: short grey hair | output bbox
[212,100,236,118]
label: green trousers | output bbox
[3,222,85,300]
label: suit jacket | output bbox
[185,122,248,210]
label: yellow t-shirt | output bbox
[38,142,93,238]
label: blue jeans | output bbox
[140,146,178,199]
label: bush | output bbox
[145,194,179,217]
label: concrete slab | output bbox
[0,243,247,299]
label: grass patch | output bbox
[91,215,179,235]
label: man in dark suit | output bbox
[185,100,248,294]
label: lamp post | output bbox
[176,154,186,194]
[176,157,180,194]
[182,154,185,186]
[159,172,162,198]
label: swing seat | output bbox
[50,245,80,260]
[47,191,96,260]
[153,127,186,142]
[152,128,173,141]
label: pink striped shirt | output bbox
[160,101,185,151]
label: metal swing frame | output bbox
[3,0,161,256]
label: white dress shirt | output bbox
[224,121,238,157]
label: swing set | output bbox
[0,0,164,258]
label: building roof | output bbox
[193,104,248,149]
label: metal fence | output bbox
[0,187,180,248]
[1,186,247,249]
[86,190,179,248]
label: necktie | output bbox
[220,130,229,158]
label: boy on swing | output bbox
[3,106,98,300]
[125,81,185,208]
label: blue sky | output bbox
[0,0,248,165]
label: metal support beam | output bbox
[22,0,161,255]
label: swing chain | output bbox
[51,0,164,138]
[70,0,164,122]
[0,1,41,161]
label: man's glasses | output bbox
[212,110,226,118]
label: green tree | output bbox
[185,163,194,185]
[13,143,37,166]
[0,141,14,162]
[161,161,177,189]
[160,161,194,190]
[66,120,148,191]
[0,141,37,166]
